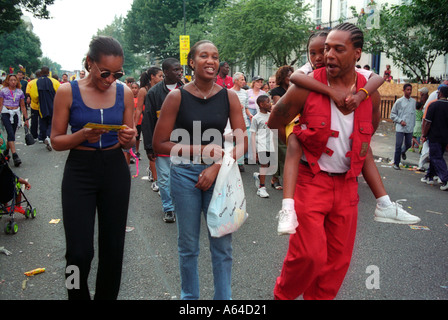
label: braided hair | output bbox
[331,22,364,50]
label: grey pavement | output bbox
[0,125,447,304]
[371,120,448,169]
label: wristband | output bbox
[358,88,369,100]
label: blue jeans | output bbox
[427,141,448,183]
[394,132,413,166]
[170,162,233,300]
[155,156,174,212]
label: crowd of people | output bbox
[1,21,447,301]
[390,80,448,191]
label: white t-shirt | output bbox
[250,112,275,152]
[317,100,354,173]
[231,88,250,127]
[297,62,314,74]
[300,65,371,173]
[166,83,177,91]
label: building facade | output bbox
[304,0,448,83]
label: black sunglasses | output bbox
[93,62,124,79]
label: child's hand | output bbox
[329,88,347,109]
[18,178,31,190]
[24,181,31,190]
[345,92,364,113]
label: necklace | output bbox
[9,88,16,102]
[192,81,215,100]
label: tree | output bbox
[96,16,146,79]
[0,21,42,75]
[407,0,448,53]
[123,0,224,60]
[40,56,62,77]
[352,2,446,82]
[164,7,216,63]
[211,0,313,69]
[0,0,55,34]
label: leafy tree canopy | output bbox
[0,0,55,34]
[0,21,42,75]
[96,16,146,79]
[124,0,223,60]
[352,2,446,82]
[211,0,313,69]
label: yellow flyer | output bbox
[84,123,126,131]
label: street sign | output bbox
[179,35,190,66]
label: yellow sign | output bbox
[179,35,190,66]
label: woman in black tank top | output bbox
[153,40,247,300]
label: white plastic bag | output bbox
[207,152,248,238]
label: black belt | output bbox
[300,159,346,176]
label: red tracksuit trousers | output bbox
[274,163,359,300]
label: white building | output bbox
[304,0,448,82]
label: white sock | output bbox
[282,198,295,211]
[376,195,392,208]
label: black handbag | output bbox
[24,126,35,146]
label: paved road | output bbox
[0,135,447,301]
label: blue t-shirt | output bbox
[69,81,125,149]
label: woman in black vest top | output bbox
[153,40,247,300]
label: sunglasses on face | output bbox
[93,62,124,79]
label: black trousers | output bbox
[62,148,131,300]
[30,109,40,139]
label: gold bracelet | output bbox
[358,88,369,100]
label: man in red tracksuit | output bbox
[268,23,379,300]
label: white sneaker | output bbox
[257,186,269,198]
[146,167,154,182]
[277,209,299,235]
[421,176,434,185]
[151,181,159,192]
[44,137,52,151]
[374,200,421,224]
[440,182,448,191]
[253,172,260,188]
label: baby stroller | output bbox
[0,151,36,234]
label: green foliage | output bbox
[40,56,62,76]
[407,0,448,52]
[123,0,224,60]
[0,21,42,75]
[164,6,218,62]
[212,0,313,69]
[352,2,446,82]
[96,16,146,79]
[0,0,54,34]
